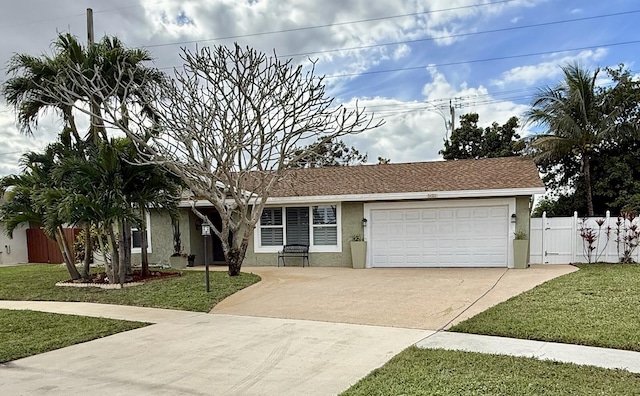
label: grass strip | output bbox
[341,347,640,396]
[0,309,148,363]
[0,264,260,312]
[450,263,640,351]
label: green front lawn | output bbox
[0,264,260,312]
[341,347,640,396]
[451,263,640,351]
[0,309,148,363]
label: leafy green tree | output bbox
[40,43,381,276]
[0,144,82,280]
[291,138,368,167]
[2,33,170,282]
[526,64,617,216]
[529,64,640,217]
[440,113,523,160]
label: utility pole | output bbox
[87,8,94,45]
[449,99,455,136]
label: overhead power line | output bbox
[144,0,520,49]
[275,10,640,60]
[323,40,640,79]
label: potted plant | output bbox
[169,219,189,269]
[513,230,529,269]
[350,234,367,269]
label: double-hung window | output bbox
[256,204,340,252]
[260,207,284,246]
[312,205,337,245]
[131,212,152,253]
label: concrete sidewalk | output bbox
[0,300,203,323]
[0,307,428,396]
[416,331,640,373]
[3,300,640,375]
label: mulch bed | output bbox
[61,269,181,285]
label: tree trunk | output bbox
[140,208,150,277]
[97,228,114,283]
[107,226,119,285]
[123,219,132,275]
[55,227,81,280]
[583,154,595,217]
[226,239,248,277]
[118,220,126,287]
[81,223,92,280]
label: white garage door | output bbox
[369,204,509,267]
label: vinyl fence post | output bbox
[542,211,547,264]
[605,210,610,263]
[572,211,578,263]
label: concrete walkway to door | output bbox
[211,264,578,330]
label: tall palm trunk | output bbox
[81,223,92,280]
[97,227,114,283]
[55,226,81,280]
[583,154,594,216]
[122,219,132,276]
[140,208,150,277]
[117,219,127,287]
[107,225,120,285]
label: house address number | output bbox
[426,193,438,199]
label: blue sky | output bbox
[0,0,638,176]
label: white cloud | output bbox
[490,48,608,88]
[338,67,530,164]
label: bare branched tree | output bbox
[39,42,382,275]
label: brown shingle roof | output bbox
[271,157,543,198]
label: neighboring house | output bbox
[142,157,544,269]
[0,223,29,266]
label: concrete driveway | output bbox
[213,265,578,330]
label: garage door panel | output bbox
[439,223,455,233]
[421,224,438,236]
[439,210,454,220]
[405,210,420,220]
[405,224,421,234]
[422,210,437,220]
[370,204,509,268]
[456,223,474,234]
[491,207,508,217]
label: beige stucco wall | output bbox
[185,210,205,266]
[143,197,535,268]
[515,195,533,265]
[131,209,190,267]
[243,202,364,268]
[515,196,532,238]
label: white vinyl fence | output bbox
[530,211,640,264]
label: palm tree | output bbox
[526,63,615,216]
[0,146,82,280]
[3,33,167,280]
[1,34,101,144]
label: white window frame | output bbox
[259,207,284,247]
[254,203,342,253]
[131,212,152,254]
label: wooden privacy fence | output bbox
[530,212,640,264]
[26,228,80,264]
